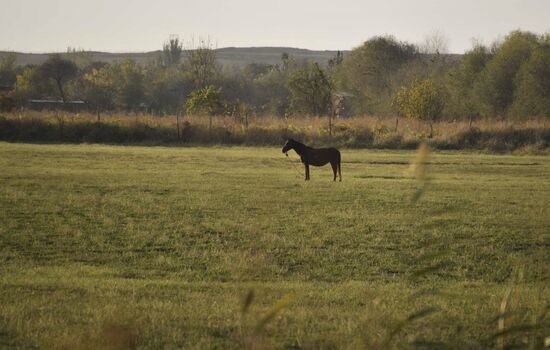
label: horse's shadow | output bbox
[356,175,405,180]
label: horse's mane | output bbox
[290,139,307,153]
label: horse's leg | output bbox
[338,159,342,182]
[330,161,337,181]
[305,164,310,181]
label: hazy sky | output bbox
[1,0,549,53]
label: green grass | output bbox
[0,142,548,349]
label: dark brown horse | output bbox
[282,139,342,181]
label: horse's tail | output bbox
[337,150,342,181]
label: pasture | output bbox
[0,142,548,349]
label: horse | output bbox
[282,139,342,181]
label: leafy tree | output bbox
[225,99,254,126]
[242,63,274,80]
[287,62,333,116]
[146,66,191,114]
[185,85,224,115]
[328,51,344,69]
[0,91,15,111]
[110,59,145,111]
[253,71,289,116]
[186,85,225,129]
[15,67,36,103]
[82,65,115,120]
[0,54,17,112]
[65,47,93,68]
[474,31,538,116]
[240,60,291,117]
[327,51,345,90]
[281,52,290,71]
[215,67,253,106]
[395,79,445,137]
[392,86,409,117]
[0,53,17,88]
[340,36,417,115]
[162,35,183,66]
[15,66,55,104]
[445,43,492,122]
[248,53,311,116]
[38,54,78,102]
[511,35,550,118]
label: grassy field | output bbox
[0,142,548,349]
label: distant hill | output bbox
[1,47,462,70]
[1,47,345,67]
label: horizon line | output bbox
[0,45,464,56]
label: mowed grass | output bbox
[0,142,548,349]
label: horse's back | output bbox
[322,147,340,159]
[308,147,340,166]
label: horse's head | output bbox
[282,139,295,154]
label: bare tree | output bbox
[66,46,92,67]
[419,30,450,54]
[184,37,218,89]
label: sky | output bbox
[1,0,549,54]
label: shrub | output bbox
[451,127,550,152]
[394,79,445,137]
[0,92,15,112]
[0,114,548,152]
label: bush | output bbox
[451,127,550,152]
[0,115,548,152]
[394,79,445,136]
[374,133,408,149]
[350,127,375,148]
[0,92,15,112]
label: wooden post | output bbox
[329,112,333,137]
[395,117,399,132]
[55,111,64,140]
[331,94,345,137]
[97,108,100,123]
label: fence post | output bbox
[329,112,332,137]
[55,111,64,140]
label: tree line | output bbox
[0,30,549,123]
